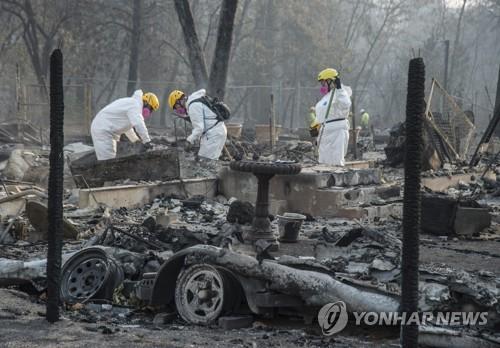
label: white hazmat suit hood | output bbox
[186,89,227,160]
[91,90,151,160]
[315,85,352,166]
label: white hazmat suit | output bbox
[186,89,227,160]
[315,86,352,166]
[91,90,151,160]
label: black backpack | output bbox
[189,96,231,122]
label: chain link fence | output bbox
[3,76,492,147]
[15,79,322,138]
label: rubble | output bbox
[0,129,498,346]
[226,200,254,224]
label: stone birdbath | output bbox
[229,161,302,248]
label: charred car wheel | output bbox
[60,247,124,304]
[174,264,240,325]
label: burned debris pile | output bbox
[0,118,499,346]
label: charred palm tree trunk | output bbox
[46,49,64,323]
[401,57,425,347]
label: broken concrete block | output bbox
[454,206,491,236]
[218,315,253,330]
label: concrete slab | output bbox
[79,177,218,209]
[219,166,382,202]
[219,164,398,220]
[422,171,495,192]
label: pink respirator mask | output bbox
[175,107,187,115]
[320,86,329,96]
[142,107,152,120]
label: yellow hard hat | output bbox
[317,68,339,81]
[168,90,185,110]
[143,92,160,111]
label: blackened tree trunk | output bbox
[401,57,425,348]
[46,49,64,323]
[207,0,238,99]
[127,0,142,96]
[173,0,208,89]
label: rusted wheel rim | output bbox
[60,247,123,304]
[175,264,227,324]
[66,257,108,299]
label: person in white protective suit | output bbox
[168,89,227,160]
[90,90,159,160]
[315,68,352,166]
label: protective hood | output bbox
[132,89,143,103]
[187,89,206,105]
